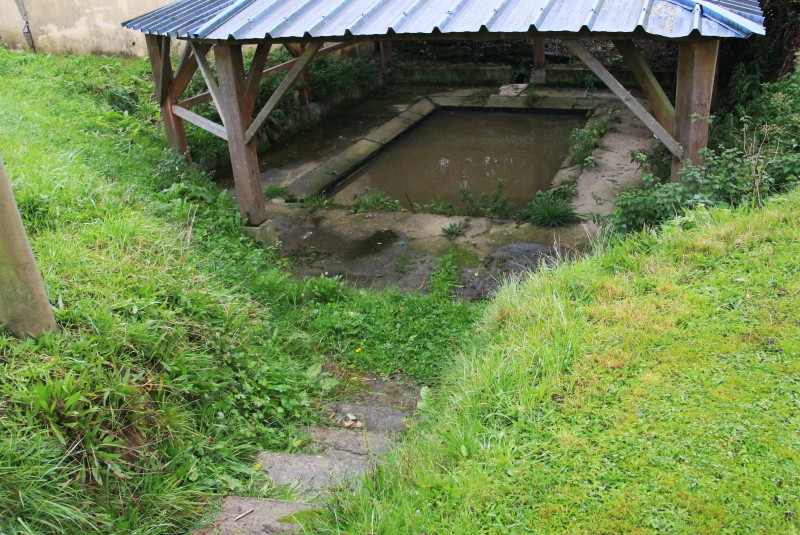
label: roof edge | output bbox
[667,0,765,36]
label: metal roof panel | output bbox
[122,0,765,40]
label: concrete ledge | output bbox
[287,139,383,199]
[243,220,279,246]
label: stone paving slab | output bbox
[258,451,371,496]
[498,83,529,96]
[197,497,315,535]
[307,426,394,457]
[333,402,413,432]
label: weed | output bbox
[568,118,613,165]
[459,180,511,219]
[351,189,401,212]
[414,196,456,216]
[302,193,333,211]
[518,189,581,227]
[442,220,471,240]
[265,184,288,199]
[525,91,540,107]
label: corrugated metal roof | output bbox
[123,0,765,41]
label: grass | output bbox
[311,191,800,534]
[0,50,476,533]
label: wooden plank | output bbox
[564,40,683,160]
[0,157,58,339]
[613,39,675,133]
[190,41,227,125]
[172,105,228,140]
[177,92,212,109]
[214,44,268,226]
[245,42,322,144]
[672,39,720,179]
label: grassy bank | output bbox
[0,50,475,533]
[315,188,800,534]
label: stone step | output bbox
[307,426,394,458]
[258,451,371,498]
[331,402,414,432]
[197,497,316,535]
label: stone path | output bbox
[198,374,419,534]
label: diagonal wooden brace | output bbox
[244,42,322,144]
[565,40,683,160]
[190,41,227,125]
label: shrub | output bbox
[351,189,401,212]
[518,194,581,227]
[459,180,511,219]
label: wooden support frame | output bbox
[672,39,720,179]
[177,41,357,110]
[379,40,394,68]
[564,39,683,160]
[245,42,323,144]
[612,39,675,133]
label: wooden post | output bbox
[285,43,314,104]
[532,38,546,69]
[214,44,269,226]
[0,158,57,339]
[672,39,720,180]
[612,39,675,134]
[379,40,394,68]
[146,35,190,157]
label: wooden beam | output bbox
[214,44,268,226]
[172,105,228,140]
[245,42,322,144]
[190,41,227,125]
[672,39,720,179]
[145,34,189,156]
[564,40,683,160]
[613,39,675,133]
[0,157,58,339]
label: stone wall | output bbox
[0,0,172,57]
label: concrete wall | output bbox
[0,0,173,56]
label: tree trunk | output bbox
[0,158,58,338]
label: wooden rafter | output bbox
[564,40,683,159]
[245,42,322,144]
[612,39,675,133]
